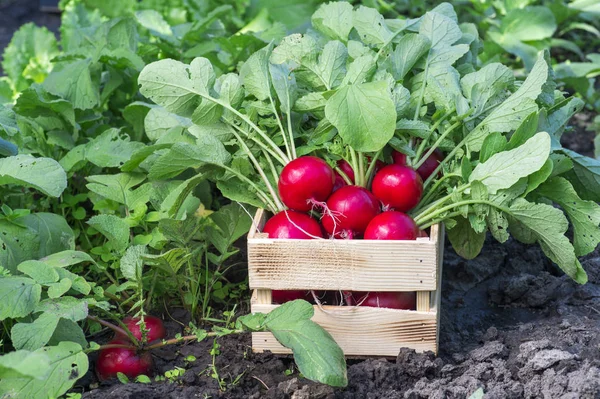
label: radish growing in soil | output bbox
[117,315,166,343]
[278,156,335,211]
[96,340,153,380]
[364,211,418,240]
[349,292,416,310]
[321,185,381,238]
[372,165,423,212]
[263,210,323,239]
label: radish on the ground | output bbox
[96,340,153,380]
[117,316,166,343]
[349,292,416,310]
[372,165,423,212]
[416,149,443,180]
[364,211,418,240]
[263,210,323,239]
[278,156,335,211]
[321,185,381,238]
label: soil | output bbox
[2,1,600,398]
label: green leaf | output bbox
[391,34,431,80]
[536,177,600,257]
[500,6,557,41]
[447,217,485,259]
[85,129,145,168]
[460,63,514,120]
[11,313,60,351]
[86,173,150,210]
[39,250,94,268]
[538,98,585,149]
[0,213,75,274]
[17,260,59,285]
[207,203,255,258]
[352,6,392,46]
[149,140,230,180]
[36,297,88,322]
[0,277,41,320]
[237,313,267,332]
[0,155,67,197]
[569,0,600,14]
[120,245,146,282]
[14,85,76,132]
[560,148,600,201]
[47,318,87,349]
[467,53,549,151]
[506,112,539,150]
[264,300,347,387]
[87,215,130,253]
[0,350,50,380]
[470,132,551,194]
[487,207,510,243]
[324,81,396,152]
[135,10,178,45]
[240,44,273,102]
[0,104,19,137]
[479,132,507,163]
[525,159,553,195]
[143,248,191,275]
[1,23,58,92]
[0,342,88,399]
[43,59,99,110]
[269,63,297,114]
[311,2,353,42]
[508,198,587,283]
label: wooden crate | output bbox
[248,209,444,357]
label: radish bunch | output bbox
[264,151,442,309]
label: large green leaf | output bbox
[0,155,67,197]
[324,81,396,152]
[11,313,60,351]
[87,215,130,253]
[311,2,353,42]
[447,217,486,259]
[0,350,50,380]
[0,277,41,320]
[508,199,587,283]
[470,132,551,194]
[0,342,88,399]
[536,177,600,256]
[43,59,100,110]
[264,300,347,387]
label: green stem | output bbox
[225,120,286,166]
[228,126,284,211]
[194,90,289,164]
[413,183,471,218]
[221,165,279,212]
[422,134,470,191]
[414,120,462,170]
[334,166,353,185]
[414,199,510,226]
[365,149,383,188]
[413,112,454,163]
[418,211,466,230]
[415,173,462,213]
[87,315,139,346]
[269,96,292,160]
[413,60,429,121]
[349,149,360,187]
[358,152,366,188]
[286,110,297,159]
[262,149,281,189]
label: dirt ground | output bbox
[2,1,600,398]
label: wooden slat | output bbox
[431,224,445,354]
[416,291,430,311]
[248,239,437,291]
[251,304,437,356]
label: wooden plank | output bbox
[430,224,444,354]
[253,289,272,305]
[248,239,437,291]
[416,292,430,311]
[251,304,437,356]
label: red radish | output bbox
[351,291,416,310]
[364,211,418,240]
[332,174,347,192]
[321,185,381,238]
[417,149,443,180]
[278,156,335,211]
[96,340,153,380]
[272,290,310,304]
[418,230,429,238]
[336,159,355,183]
[392,151,407,165]
[263,210,323,239]
[372,165,423,212]
[117,316,166,343]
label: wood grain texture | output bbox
[248,210,439,291]
[416,291,430,311]
[251,303,437,356]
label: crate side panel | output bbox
[251,304,437,357]
[248,239,437,291]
